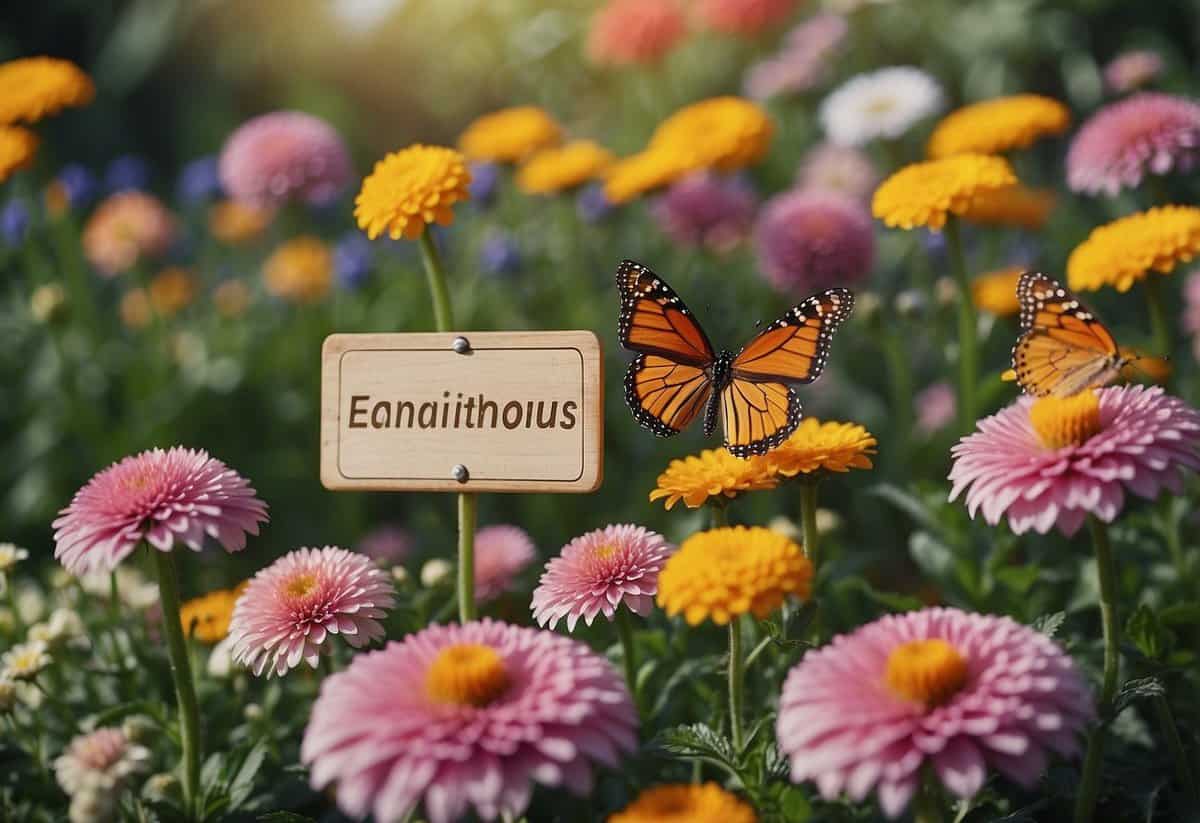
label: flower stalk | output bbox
[1141,277,1173,363]
[614,607,639,708]
[728,614,746,752]
[944,216,977,430]
[799,480,820,570]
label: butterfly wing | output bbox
[1013,271,1123,397]
[617,259,715,366]
[720,288,854,457]
[625,354,713,437]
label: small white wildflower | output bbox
[420,558,452,588]
[207,636,234,679]
[1,640,51,681]
[820,66,944,146]
[390,565,409,584]
[0,543,29,574]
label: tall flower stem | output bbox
[152,550,200,820]
[944,217,977,430]
[710,501,728,529]
[1153,693,1200,810]
[614,607,639,707]
[799,480,820,571]
[913,770,945,823]
[417,228,478,624]
[728,614,746,752]
[1142,277,1173,361]
[1075,517,1121,823]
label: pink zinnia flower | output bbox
[915,381,956,434]
[587,0,687,67]
[228,546,394,677]
[219,111,352,207]
[778,607,1093,818]
[301,619,637,823]
[1104,50,1164,95]
[356,524,414,565]
[475,524,536,603]
[949,386,1200,536]
[531,524,673,631]
[652,172,758,253]
[755,189,876,296]
[1066,93,1200,196]
[81,191,176,277]
[52,447,268,576]
[697,0,800,35]
[744,13,848,100]
[795,141,877,202]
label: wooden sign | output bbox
[321,331,603,493]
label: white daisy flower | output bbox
[819,66,944,146]
[2,640,51,681]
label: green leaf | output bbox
[1111,676,1166,718]
[868,484,945,536]
[1125,604,1172,661]
[995,565,1040,595]
[1032,612,1066,638]
[229,741,269,810]
[1158,602,1200,626]
[653,723,736,769]
[909,531,955,578]
[776,786,812,820]
[256,814,318,823]
[835,576,924,613]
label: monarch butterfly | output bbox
[616,259,853,457]
[1009,271,1134,397]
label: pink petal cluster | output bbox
[1183,269,1200,362]
[52,447,268,576]
[652,172,758,254]
[915,381,956,434]
[219,111,352,207]
[587,0,687,67]
[356,524,414,565]
[228,546,394,677]
[475,525,536,603]
[949,386,1200,536]
[301,619,638,823]
[81,192,176,277]
[1066,93,1200,196]
[1104,50,1164,95]
[755,189,876,296]
[531,523,673,631]
[796,141,877,202]
[744,14,848,100]
[697,0,800,35]
[778,607,1093,818]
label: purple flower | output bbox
[1,199,31,246]
[177,156,222,205]
[652,172,758,253]
[577,183,614,223]
[479,231,522,276]
[104,155,150,193]
[468,161,501,206]
[755,189,875,295]
[57,164,98,210]
[356,524,414,565]
[333,231,373,289]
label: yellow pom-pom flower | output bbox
[263,235,333,303]
[516,140,614,194]
[649,96,774,174]
[604,148,690,204]
[657,526,813,625]
[609,783,757,823]
[0,56,94,125]
[458,106,562,163]
[355,145,471,240]
[960,183,1055,230]
[649,447,777,510]
[926,94,1070,159]
[180,585,244,644]
[872,154,1017,231]
[970,266,1024,317]
[763,418,876,478]
[0,125,38,182]
[1067,206,1200,293]
[209,200,274,245]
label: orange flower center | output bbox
[425,643,510,707]
[1029,391,1102,449]
[284,573,317,599]
[885,639,968,707]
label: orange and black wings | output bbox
[617,259,715,366]
[624,355,713,437]
[720,377,803,457]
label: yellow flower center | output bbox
[593,543,617,560]
[1029,392,1102,449]
[425,643,510,707]
[284,573,317,599]
[885,639,968,707]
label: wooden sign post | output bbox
[321,331,604,493]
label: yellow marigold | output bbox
[872,154,1017,231]
[355,144,471,240]
[179,585,244,644]
[970,266,1023,316]
[649,447,777,510]
[0,126,38,182]
[1067,206,1200,293]
[609,783,757,823]
[926,94,1070,159]
[263,235,333,303]
[603,148,690,204]
[649,96,773,174]
[119,289,152,330]
[148,267,196,317]
[458,106,562,163]
[762,418,876,478]
[209,200,274,244]
[960,183,1055,230]
[0,57,94,125]
[657,526,812,625]
[516,140,614,194]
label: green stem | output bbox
[152,550,200,820]
[6,580,23,636]
[1153,693,1200,811]
[1142,277,1173,360]
[944,217,977,430]
[419,230,454,331]
[727,615,746,752]
[881,328,913,466]
[457,492,477,623]
[799,480,820,571]
[614,607,639,707]
[1074,518,1121,823]
[710,502,728,529]
[913,770,946,823]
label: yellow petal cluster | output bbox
[458,106,562,163]
[0,125,38,182]
[355,145,471,241]
[649,96,773,173]
[147,267,197,317]
[960,183,1055,230]
[1067,206,1200,293]
[657,526,812,625]
[872,154,1017,231]
[970,266,1024,316]
[763,418,877,478]
[517,140,614,194]
[179,585,244,644]
[604,149,691,205]
[649,447,777,510]
[609,783,757,823]
[926,94,1070,159]
[209,200,275,245]
[263,235,333,303]
[0,56,94,125]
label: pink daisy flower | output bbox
[795,142,878,202]
[755,189,876,296]
[55,726,150,820]
[81,191,176,277]
[1066,93,1200,196]
[474,525,536,603]
[228,546,395,677]
[744,14,848,100]
[301,619,637,823]
[52,447,268,576]
[219,111,352,207]
[531,524,673,631]
[778,607,1093,818]
[949,386,1200,536]
[652,172,758,254]
[697,0,800,35]
[1104,50,1164,95]
[356,523,414,565]
[915,381,956,434]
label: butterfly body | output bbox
[616,259,852,457]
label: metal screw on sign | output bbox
[451,336,471,354]
[452,464,470,483]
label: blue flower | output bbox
[105,155,150,193]
[577,183,613,223]
[334,232,374,289]
[177,156,222,205]
[57,164,98,210]
[479,232,521,276]
[468,162,501,207]
[1,199,31,246]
